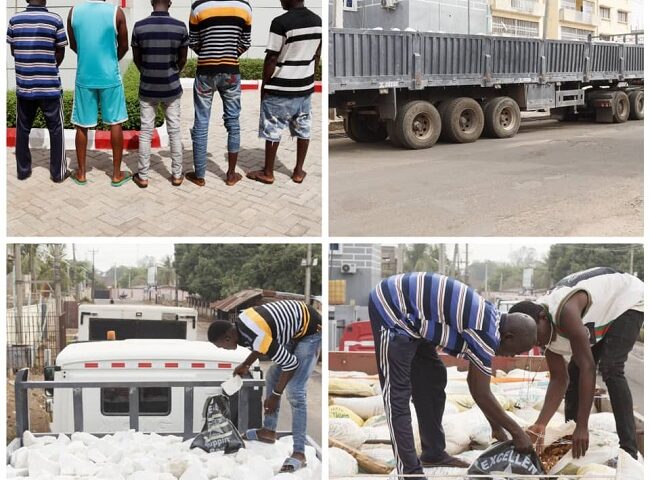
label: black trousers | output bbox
[16,96,67,181]
[369,300,447,479]
[565,309,643,458]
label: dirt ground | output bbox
[7,371,50,443]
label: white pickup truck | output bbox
[45,339,262,434]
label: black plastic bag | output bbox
[468,441,544,479]
[190,394,245,454]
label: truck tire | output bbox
[482,97,521,138]
[393,100,441,149]
[440,97,484,143]
[344,111,388,143]
[629,90,644,120]
[612,91,630,123]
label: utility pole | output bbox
[72,244,80,302]
[464,244,469,283]
[438,244,445,275]
[304,244,313,302]
[484,262,489,294]
[396,245,404,274]
[113,263,117,299]
[175,272,179,307]
[90,249,98,302]
[629,245,635,274]
[542,0,550,39]
[14,244,24,345]
[53,248,62,318]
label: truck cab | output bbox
[76,304,199,342]
[49,339,262,433]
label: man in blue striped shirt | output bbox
[369,273,537,478]
[131,0,189,188]
[7,0,69,183]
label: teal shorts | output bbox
[71,84,128,127]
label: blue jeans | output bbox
[263,331,321,453]
[191,73,241,177]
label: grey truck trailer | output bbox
[329,29,644,149]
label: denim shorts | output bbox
[258,93,312,142]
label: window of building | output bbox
[561,0,576,9]
[599,6,610,20]
[560,26,593,41]
[618,10,628,23]
[492,16,539,37]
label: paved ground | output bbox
[7,90,322,237]
[330,118,643,236]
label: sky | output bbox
[65,244,175,271]
[465,243,552,263]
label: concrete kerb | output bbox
[6,80,322,151]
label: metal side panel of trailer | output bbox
[329,28,644,93]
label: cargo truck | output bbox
[329,30,644,149]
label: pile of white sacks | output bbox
[328,368,644,479]
[8,430,321,480]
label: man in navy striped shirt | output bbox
[131,0,189,188]
[7,0,69,183]
[370,273,537,478]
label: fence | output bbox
[7,303,62,371]
[187,296,217,320]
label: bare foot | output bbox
[112,170,131,184]
[225,172,242,186]
[246,170,274,184]
[292,169,307,184]
[72,170,86,184]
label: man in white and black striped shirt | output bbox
[208,300,321,472]
[246,0,322,186]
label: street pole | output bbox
[464,244,469,283]
[304,244,312,302]
[629,245,635,274]
[396,245,404,274]
[484,262,489,294]
[91,249,97,302]
[175,271,179,307]
[53,249,62,318]
[14,244,24,345]
[72,244,80,302]
[438,244,445,275]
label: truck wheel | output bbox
[629,90,644,120]
[386,120,405,148]
[394,100,441,149]
[482,97,521,138]
[440,97,484,143]
[344,111,388,143]
[612,91,630,123]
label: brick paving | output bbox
[7,90,322,237]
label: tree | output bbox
[403,244,441,272]
[547,244,643,283]
[175,244,323,302]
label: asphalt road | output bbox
[329,118,643,236]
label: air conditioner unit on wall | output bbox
[342,0,358,12]
[340,263,357,274]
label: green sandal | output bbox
[111,173,133,187]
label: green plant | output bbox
[7,63,165,131]
[180,57,322,81]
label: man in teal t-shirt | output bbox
[67,0,131,187]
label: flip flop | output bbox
[243,429,275,444]
[420,456,469,468]
[72,171,87,185]
[292,171,307,184]
[246,170,274,185]
[111,173,133,187]
[280,456,307,473]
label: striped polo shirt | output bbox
[131,12,190,101]
[6,5,68,100]
[189,0,252,75]
[370,273,502,376]
[264,7,322,97]
[236,301,321,371]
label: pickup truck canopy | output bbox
[56,339,251,367]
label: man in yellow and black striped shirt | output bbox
[208,300,321,472]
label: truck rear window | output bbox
[101,387,171,416]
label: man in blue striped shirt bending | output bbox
[131,0,189,188]
[7,0,69,183]
[369,272,537,479]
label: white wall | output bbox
[7,0,322,90]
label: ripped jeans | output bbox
[191,73,241,177]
